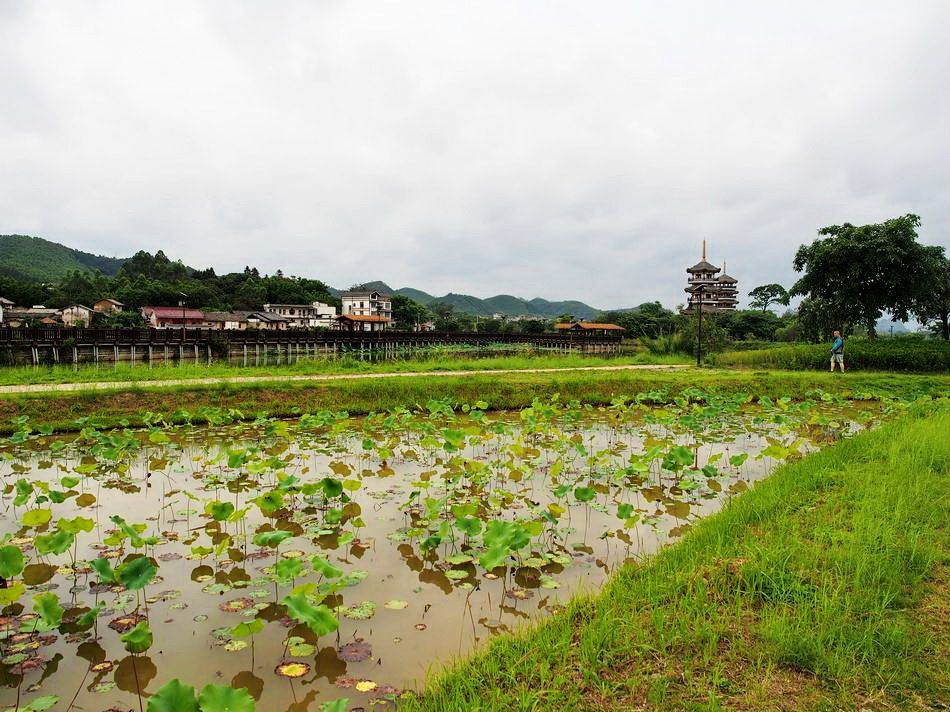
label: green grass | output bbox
[714,338,950,372]
[0,352,688,387]
[398,403,950,711]
[2,368,950,434]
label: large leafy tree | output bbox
[748,284,789,312]
[913,255,950,340]
[791,214,944,337]
[391,294,431,329]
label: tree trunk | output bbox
[866,317,877,339]
[941,310,949,341]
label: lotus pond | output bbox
[0,390,901,711]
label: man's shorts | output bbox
[831,353,844,364]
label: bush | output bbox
[712,336,950,372]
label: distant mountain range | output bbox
[0,234,606,318]
[0,234,126,282]
[333,281,604,319]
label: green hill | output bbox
[345,280,602,319]
[0,234,127,282]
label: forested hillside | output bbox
[0,234,126,282]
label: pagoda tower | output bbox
[684,240,722,313]
[715,260,739,311]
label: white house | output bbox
[340,290,392,326]
[60,304,94,327]
[261,302,337,328]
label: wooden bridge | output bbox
[0,327,623,366]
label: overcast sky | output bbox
[1,1,948,310]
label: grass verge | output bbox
[0,352,687,387]
[2,369,950,434]
[400,402,950,711]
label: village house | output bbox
[0,297,13,324]
[554,321,625,336]
[60,304,94,327]
[336,314,391,332]
[341,290,392,320]
[141,306,205,328]
[93,298,125,314]
[262,302,338,329]
[2,306,61,327]
[203,311,289,331]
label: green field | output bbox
[714,338,950,372]
[0,352,687,387]
[2,367,950,434]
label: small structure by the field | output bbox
[141,306,205,328]
[60,304,94,327]
[337,314,391,332]
[261,302,337,329]
[94,298,125,314]
[555,321,625,335]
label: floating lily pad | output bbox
[338,601,376,620]
[337,640,372,662]
[275,661,311,678]
[355,680,378,693]
[383,599,408,610]
[218,597,254,613]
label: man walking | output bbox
[830,330,845,373]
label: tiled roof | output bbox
[686,260,720,274]
[142,306,205,319]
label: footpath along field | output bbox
[0,363,947,712]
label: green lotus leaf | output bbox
[275,558,303,581]
[118,556,158,591]
[573,486,596,502]
[18,695,60,712]
[206,501,235,522]
[252,491,284,515]
[35,530,74,555]
[77,602,104,629]
[252,530,292,548]
[320,477,343,499]
[120,620,153,653]
[310,554,342,579]
[147,678,198,712]
[33,591,63,628]
[0,582,25,606]
[0,545,25,579]
[22,508,52,528]
[198,683,256,712]
[90,557,117,583]
[230,618,265,638]
[282,592,339,637]
[57,516,95,534]
[319,700,349,712]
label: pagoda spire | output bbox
[702,239,706,260]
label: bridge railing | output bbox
[0,326,622,345]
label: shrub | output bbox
[712,336,950,372]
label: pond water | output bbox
[0,392,892,711]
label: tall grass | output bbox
[714,337,950,372]
[400,404,950,710]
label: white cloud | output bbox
[1,0,948,309]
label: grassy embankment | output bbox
[2,368,950,434]
[401,403,950,711]
[0,352,687,387]
[714,338,950,372]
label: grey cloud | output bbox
[0,0,947,310]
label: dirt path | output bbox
[0,363,690,395]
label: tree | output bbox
[791,214,944,337]
[913,255,950,340]
[391,294,431,330]
[748,284,789,312]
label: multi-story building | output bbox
[683,241,739,313]
[340,290,393,325]
[261,302,337,329]
[60,304,94,327]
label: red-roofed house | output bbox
[141,306,205,328]
[554,322,625,335]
